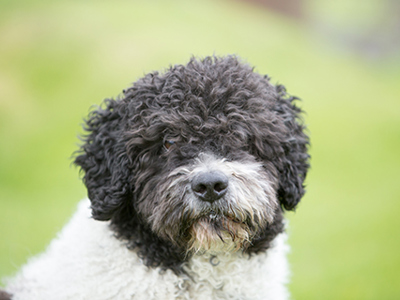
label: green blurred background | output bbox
[1,0,399,298]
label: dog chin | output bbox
[187,213,253,254]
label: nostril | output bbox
[213,181,227,193]
[194,184,207,195]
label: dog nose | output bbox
[191,171,229,202]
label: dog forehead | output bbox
[126,57,277,119]
[138,83,275,133]
[123,57,284,154]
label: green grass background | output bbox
[1,0,399,299]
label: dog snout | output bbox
[191,171,229,202]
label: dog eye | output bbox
[164,140,175,150]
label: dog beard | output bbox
[187,212,253,254]
[141,153,279,254]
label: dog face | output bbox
[75,56,309,270]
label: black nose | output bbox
[191,171,229,202]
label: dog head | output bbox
[75,56,309,268]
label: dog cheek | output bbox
[228,163,279,227]
[139,181,190,245]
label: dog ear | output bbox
[274,84,310,211]
[74,99,132,221]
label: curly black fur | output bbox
[74,55,309,274]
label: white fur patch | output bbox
[5,200,290,300]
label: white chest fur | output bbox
[6,200,290,300]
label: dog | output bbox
[2,56,309,300]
